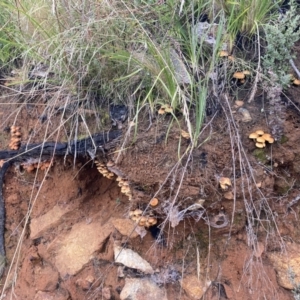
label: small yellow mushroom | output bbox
[219,177,232,190]
[262,133,271,139]
[181,130,190,139]
[150,198,159,207]
[249,132,259,139]
[121,186,131,194]
[235,100,244,107]
[158,108,165,115]
[131,216,138,223]
[147,217,157,226]
[256,137,265,143]
[293,79,300,86]
[243,70,251,75]
[164,107,173,113]
[233,72,245,79]
[255,142,265,148]
[138,216,147,226]
[219,50,229,57]
[133,209,143,217]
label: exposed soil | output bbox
[1,56,300,300]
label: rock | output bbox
[54,221,113,276]
[170,49,191,84]
[30,204,75,239]
[114,244,154,274]
[268,243,300,289]
[180,275,210,299]
[111,218,139,238]
[120,278,167,300]
[33,289,69,300]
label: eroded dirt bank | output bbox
[1,85,300,299]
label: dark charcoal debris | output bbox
[109,104,128,129]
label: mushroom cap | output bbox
[255,142,265,148]
[243,70,251,75]
[219,177,231,186]
[235,100,244,107]
[255,130,264,135]
[233,72,245,79]
[131,216,138,222]
[124,190,132,195]
[148,217,157,225]
[164,106,173,113]
[13,132,22,137]
[219,50,229,57]
[265,137,274,143]
[181,130,190,139]
[158,108,165,115]
[138,220,146,226]
[116,177,123,182]
[150,198,159,207]
[121,186,130,193]
[249,132,259,139]
[293,79,300,86]
[256,137,265,143]
[133,209,143,216]
[140,216,147,223]
[261,133,271,139]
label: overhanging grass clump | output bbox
[0,0,286,145]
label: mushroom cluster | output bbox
[249,130,274,148]
[129,209,157,227]
[290,75,300,86]
[95,160,114,180]
[9,125,21,150]
[232,70,251,84]
[21,160,52,173]
[181,130,190,140]
[158,104,173,115]
[219,50,234,61]
[219,177,232,190]
[117,176,132,200]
